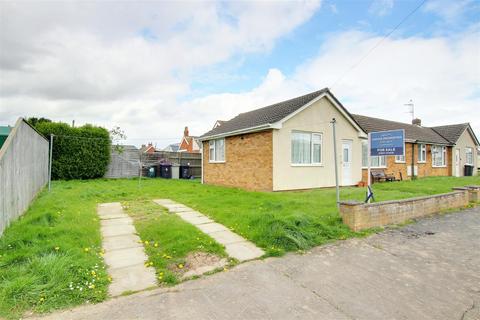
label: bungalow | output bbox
[199,88,367,191]
[199,89,479,191]
[352,116,479,181]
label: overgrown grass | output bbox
[1,175,479,318]
[122,200,226,285]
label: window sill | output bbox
[291,163,324,167]
[362,166,387,169]
[432,165,447,168]
[209,161,226,164]
[394,161,406,164]
[417,161,426,164]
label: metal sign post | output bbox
[331,118,340,210]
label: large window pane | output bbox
[291,132,311,164]
[209,140,215,161]
[312,134,321,163]
[215,138,225,161]
[466,147,473,165]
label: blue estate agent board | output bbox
[370,129,405,156]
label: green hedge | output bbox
[35,122,111,180]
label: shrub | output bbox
[35,122,111,180]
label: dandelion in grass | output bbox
[84,247,90,253]
[178,264,184,269]
[54,246,60,251]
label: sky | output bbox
[0,0,479,148]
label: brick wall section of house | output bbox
[339,189,470,231]
[362,143,451,183]
[202,130,273,191]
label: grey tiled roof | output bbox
[352,114,451,144]
[431,123,469,144]
[200,88,329,138]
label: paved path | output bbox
[153,199,264,262]
[98,203,156,296]
[37,208,479,320]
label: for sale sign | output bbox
[370,129,405,156]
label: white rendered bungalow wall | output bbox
[272,96,364,191]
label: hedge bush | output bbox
[35,122,111,180]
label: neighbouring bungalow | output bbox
[199,89,479,191]
[353,115,479,182]
[431,123,479,177]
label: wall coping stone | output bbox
[340,190,466,208]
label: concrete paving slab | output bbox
[103,234,143,251]
[225,241,265,261]
[175,210,204,218]
[179,215,213,225]
[99,213,127,220]
[153,199,177,206]
[103,246,149,269]
[101,224,136,237]
[98,202,157,296]
[108,264,157,296]
[153,199,265,262]
[162,204,189,210]
[208,230,246,244]
[100,217,133,227]
[195,222,229,234]
[97,203,124,217]
[168,206,195,213]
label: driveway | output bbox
[37,208,480,320]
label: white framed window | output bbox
[432,145,446,167]
[418,144,426,163]
[466,147,473,165]
[395,155,405,163]
[208,138,225,162]
[291,131,322,165]
[362,141,386,168]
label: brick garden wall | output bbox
[202,130,273,191]
[339,188,479,231]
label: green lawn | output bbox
[122,200,227,285]
[0,175,479,318]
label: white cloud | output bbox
[176,28,480,141]
[1,1,479,149]
[369,0,394,17]
[424,0,473,23]
[0,1,321,146]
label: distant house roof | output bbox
[352,114,451,145]
[200,88,364,140]
[431,123,479,145]
[163,143,180,152]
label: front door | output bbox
[455,149,460,177]
[341,140,353,186]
